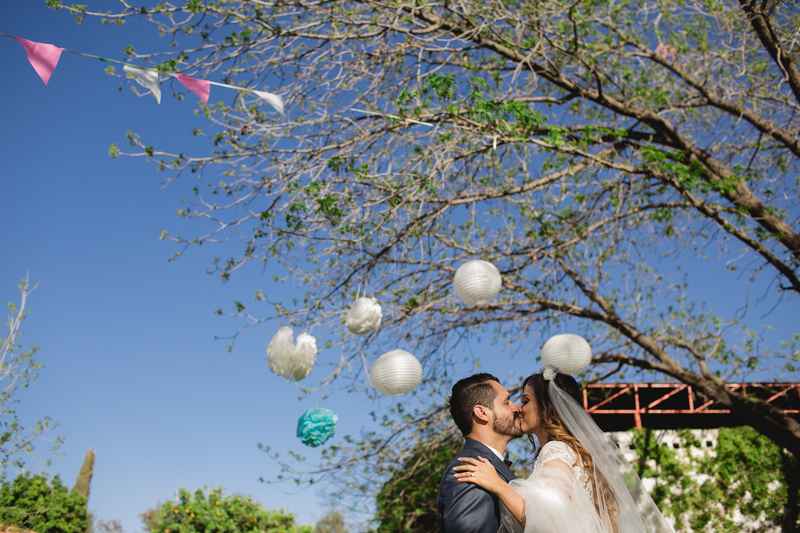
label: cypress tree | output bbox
[72,447,95,500]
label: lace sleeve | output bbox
[499,442,604,533]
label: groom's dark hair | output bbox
[448,373,500,436]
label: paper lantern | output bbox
[540,333,592,375]
[296,407,338,447]
[453,260,502,305]
[266,326,317,381]
[345,297,382,334]
[370,349,423,396]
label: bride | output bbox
[453,366,675,533]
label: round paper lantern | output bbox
[540,333,592,375]
[345,297,382,334]
[453,260,502,305]
[266,326,318,381]
[370,349,423,396]
[296,407,338,447]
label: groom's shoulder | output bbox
[437,439,502,533]
[443,439,485,462]
[436,439,488,501]
[460,438,491,455]
[440,439,490,477]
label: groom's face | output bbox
[488,381,523,438]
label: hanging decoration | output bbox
[266,326,318,381]
[1,33,479,126]
[15,37,63,85]
[296,407,338,447]
[345,297,382,335]
[370,349,423,396]
[0,33,462,124]
[540,333,592,375]
[253,90,285,115]
[177,73,211,106]
[2,32,285,113]
[453,259,503,305]
[123,65,161,104]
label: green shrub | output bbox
[0,473,88,533]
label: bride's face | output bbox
[516,384,540,435]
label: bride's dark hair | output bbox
[523,372,619,532]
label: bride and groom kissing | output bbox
[436,368,674,533]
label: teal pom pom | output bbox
[296,407,338,447]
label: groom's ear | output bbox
[472,404,491,424]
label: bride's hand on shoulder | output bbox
[453,456,505,493]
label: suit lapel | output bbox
[493,455,515,481]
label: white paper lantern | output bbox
[453,260,502,305]
[370,349,423,396]
[345,297,382,334]
[266,326,318,381]
[540,333,592,375]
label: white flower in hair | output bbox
[540,364,560,381]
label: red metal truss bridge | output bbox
[583,382,800,431]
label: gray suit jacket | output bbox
[437,439,517,533]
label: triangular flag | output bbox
[177,74,210,106]
[253,90,285,115]
[123,65,161,104]
[16,37,63,85]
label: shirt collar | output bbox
[483,443,506,462]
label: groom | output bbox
[437,373,523,532]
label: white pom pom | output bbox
[453,260,502,305]
[267,326,318,381]
[345,297,382,334]
[267,327,295,375]
[293,332,318,380]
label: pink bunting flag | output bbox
[177,74,210,105]
[16,37,64,85]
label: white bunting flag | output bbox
[253,90,285,115]
[123,65,161,104]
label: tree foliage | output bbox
[631,426,800,532]
[92,519,125,533]
[0,276,61,480]
[60,0,800,518]
[139,486,312,533]
[314,508,349,533]
[71,447,95,501]
[374,429,461,532]
[0,473,89,533]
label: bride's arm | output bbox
[453,456,527,527]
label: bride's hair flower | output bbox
[540,365,560,381]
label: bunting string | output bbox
[0,31,284,113]
[1,31,446,132]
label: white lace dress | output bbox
[499,441,608,533]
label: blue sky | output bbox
[2,2,799,532]
[0,8,521,529]
[0,1,396,529]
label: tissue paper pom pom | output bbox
[345,297,382,334]
[266,326,318,381]
[453,260,502,305]
[296,407,338,447]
